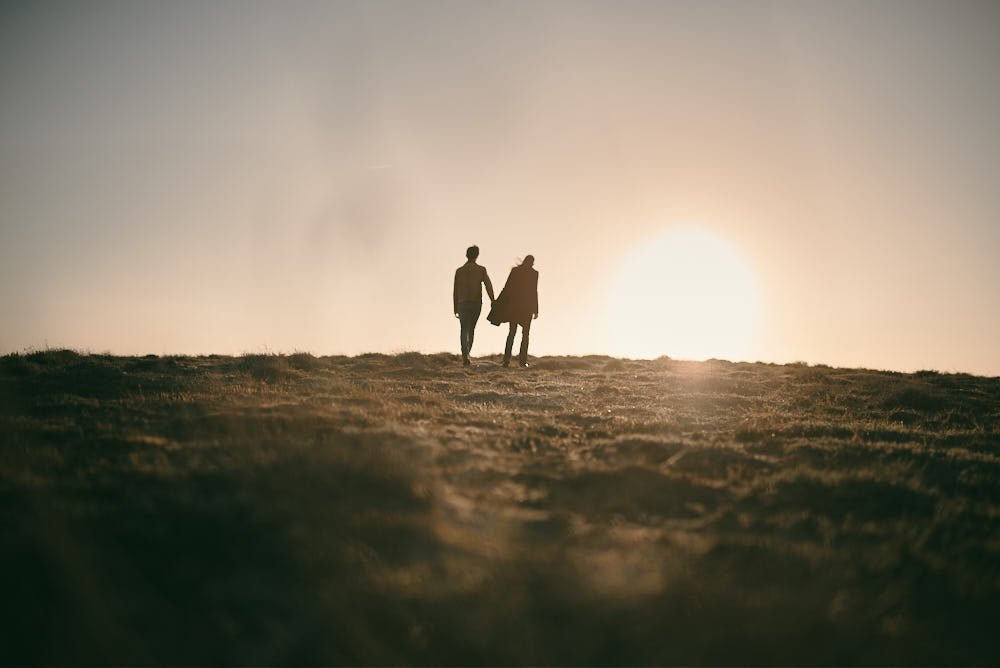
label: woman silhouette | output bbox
[487,255,539,367]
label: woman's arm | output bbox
[531,272,539,317]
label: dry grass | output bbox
[1,350,998,664]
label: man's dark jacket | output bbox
[488,265,538,326]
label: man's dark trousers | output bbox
[457,301,482,359]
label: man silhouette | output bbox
[454,245,495,366]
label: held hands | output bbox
[533,312,538,319]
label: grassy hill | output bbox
[1,350,998,664]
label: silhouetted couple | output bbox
[453,245,539,367]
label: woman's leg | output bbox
[504,322,517,365]
[518,318,531,365]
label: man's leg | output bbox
[504,322,517,366]
[518,318,531,365]
[458,304,472,360]
[459,324,466,357]
[467,303,482,356]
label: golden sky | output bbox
[1,1,998,374]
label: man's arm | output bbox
[453,270,460,315]
[483,267,495,303]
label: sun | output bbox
[604,226,760,361]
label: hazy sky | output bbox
[2,1,998,374]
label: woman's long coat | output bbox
[488,265,538,326]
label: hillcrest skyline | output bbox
[1,1,998,375]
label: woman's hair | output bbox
[520,254,535,268]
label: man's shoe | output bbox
[463,357,471,367]
[519,361,529,368]
[502,360,510,368]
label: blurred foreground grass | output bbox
[1,350,999,664]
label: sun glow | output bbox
[604,226,760,361]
